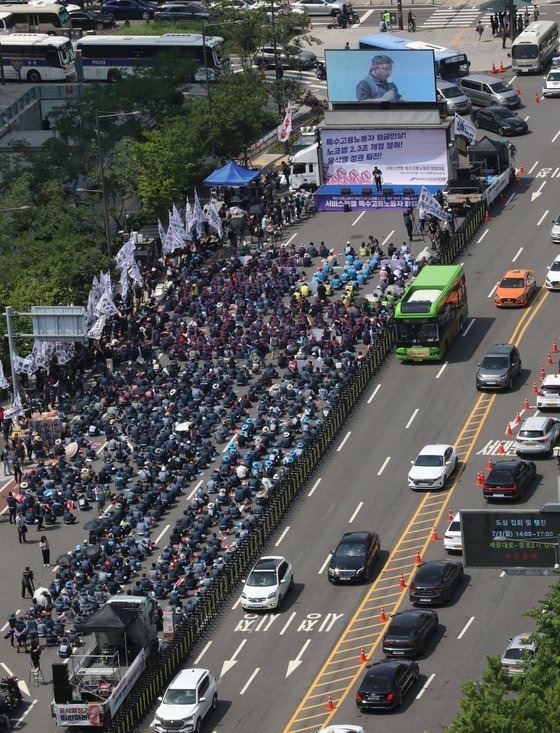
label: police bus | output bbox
[0,33,75,82]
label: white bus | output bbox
[0,11,17,34]
[0,4,72,36]
[511,20,559,73]
[0,32,75,81]
[74,33,230,83]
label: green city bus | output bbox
[395,264,468,362]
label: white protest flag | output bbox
[417,187,447,222]
[277,102,293,143]
[5,392,23,419]
[128,258,144,286]
[100,271,113,296]
[95,290,120,318]
[114,232,137,271]
[454,113,477,145]
[120,266,130,302]
[55,342,75,365]
[0,360,9,390]
[206,199,223,238]
[164,209,186,254]
[184,197,194,240]
[193,190,206,238]
[14,355,34,375]
[87,315,107,340]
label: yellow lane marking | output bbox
[283,289,552,732]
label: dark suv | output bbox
[483,458,536,500]
[476,343,521,391]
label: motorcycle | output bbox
[0,676,23,710]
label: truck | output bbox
[51,595,159,728]
[283,127,321,191]
[444,135,516,213]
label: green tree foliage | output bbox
[445,580,560,733]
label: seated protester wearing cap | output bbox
[58,636,72,659]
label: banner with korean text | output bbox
[320,128,448,187]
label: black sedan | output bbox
[382,609,439,658]
[154,2,208,21]
[472,105,528,136]
[328,531,380,584]
[356,660,419,710]
[409,559,463,606]
[69,9,116,29]
[483,458,536,500]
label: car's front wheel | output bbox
[142,11,150,19]
[211,693,218,712]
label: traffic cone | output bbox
[359,647,368,663]
[498,440,505,455]
[519,163,525,175]
[552,341,558,353]
[524,396,530,410]
[535,93,540,104]
[533,381,538,394]
[515,411,522,425]
[415,550,422,566]
[516,84,521,95]
[448,508,453,522]
[541,365,546,379]
[498,61,505,73]
[326,695,335,711]
[477,470,485,486]
[399,573,407,588]
[548,353,553,365]
[487,456,493,472]
[431,527,440,541]
[506,423,513,437]
[491,61,497,74]
[379,606,387,622]
[485,209,491,222]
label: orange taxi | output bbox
[494,268,537,308]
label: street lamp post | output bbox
[93,109,141,258]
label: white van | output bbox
[0,11,16,33]
[0,4,72,36]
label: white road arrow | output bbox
[18,679,30,697]
[220,639,247,678]
[531,181,546,202]
[286,639,312,678]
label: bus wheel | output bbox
[27,69,41,83]
[107,69,122,83]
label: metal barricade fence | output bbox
[104,201,485,733]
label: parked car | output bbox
[154,668,217,733]
[476,343,522,391]
[253,45,316,69]
[472,105,528,135]
[514,415,559,456]
[69,8,115,28]
[494,268,537,308]
[328,531,380,584]
[545,254,560,290]
[100,0,157,20]
[482,458,536,500]
[409,559,464,605]
[500,633,538,675]
[543,67,560,97]
[355,660,419,710]
[408,444,457,490]
[240,555,293,610]
[292,0,346,15]
[444,512,462,553]
[537,374,560,409]
[154,2,207,21]
[382,609,439,658]
[551,212,560,243]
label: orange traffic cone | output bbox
[359,647,368,663]
[485,209,491,223]
[552,341,558,353]
[515,411,522,425]
[491,61,497,74]
[516,84,521,95]
[399,573,407,588]
[448,508,453,522]
[498,61,504,73]
[326,695,335,711]
[535,93,540,104]
[541,366,546,379]
[477,470,485,486]
[524,396,530,410]
[487,456,493,472]
[379,606,387,622]
[533,381,538,394]
[415,550,422,566]
[506,423,512,437]
[519,163,525,175]
[548,353,553,365]
[431,527,440,541]
[498,441,505,455]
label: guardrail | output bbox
[0,84,87,137]
[104,199,486,733]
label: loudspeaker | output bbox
[457,167,471,181]
[52,663,72,703]
[402,187,414,195]
[361,187,373,195]
[340,187,351,194]
[382,188,394,195]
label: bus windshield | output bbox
[396,320,439,344]
[512,43,538,59]
[59,41,75,65]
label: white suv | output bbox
[154,668,217,733]
[240,555,294,610]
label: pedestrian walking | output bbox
[533,3,539,21]
[21,567,34,599]
[12,455,21,484]
[502,25,508,49]
[383,9,392,31]
[6,492,16,524]
[15,512,27,544]
[475,21,484,40]
[1,447,10,476]
[490,14,495,36]
[39,536,50,567]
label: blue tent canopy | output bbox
[203,161,260,187]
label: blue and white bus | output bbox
[0,32,75,82]
[358,34,470,81]
[74,33,230,83]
